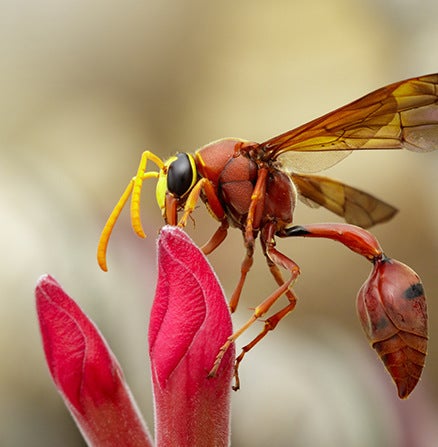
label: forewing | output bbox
[292,173,398,228]
[263,74,438,173]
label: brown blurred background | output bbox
[1,0,437,446]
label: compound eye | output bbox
[167,153,196,197]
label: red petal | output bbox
[36,274,152,446]
[149,226,234,446]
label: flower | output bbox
[150,226,235,446]
[35,226,234,446]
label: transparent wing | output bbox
[292,172,398,228]
[261,74,438,173]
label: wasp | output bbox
[98,74,437,394]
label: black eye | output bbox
[167,153,194,197]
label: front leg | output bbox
[244,166,268,244]
[178,177,226,227]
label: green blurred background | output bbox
[1,0,437,446]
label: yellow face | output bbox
[155,157,174,215]
[155,153,197,216]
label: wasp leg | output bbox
[209,222,300,389]
[229,242,254,313]
[201,220,229,255]
[245,167,268,244]
[208,266,295,382]
[97,150,163,271]
[229,167,268,312]
[261,234,298,304]
[178,178,226,227]
[178,177,229,256]
[231,222,300,390]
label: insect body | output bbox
[98,74,438,396]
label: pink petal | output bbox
[149,226,234,447]
[36,274,153,447]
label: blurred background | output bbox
[1,0,437,445]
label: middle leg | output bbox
[209,222,301,389]
[231,222,300,389]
